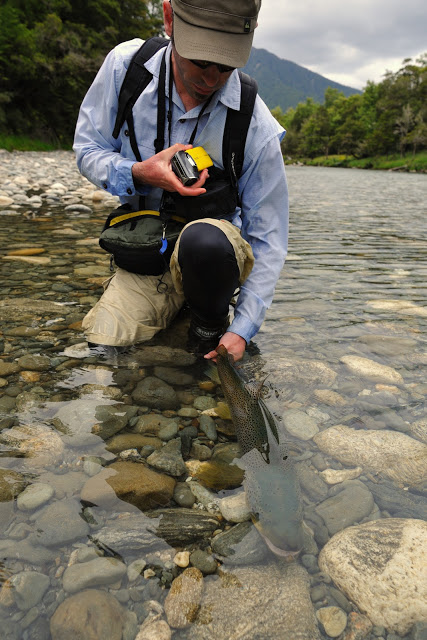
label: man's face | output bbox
[171,45,234,105]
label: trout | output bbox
[216,345,305,557]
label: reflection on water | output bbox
[0,164,426,639]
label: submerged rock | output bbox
[318,518,427,635]
[50,589,126,640]
[173,562,320,640]
[340,355,403,385]
[314,425,427,487]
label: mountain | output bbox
[243,47,361,112]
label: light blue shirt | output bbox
[73,39,289,343]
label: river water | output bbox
[0,157,426,639]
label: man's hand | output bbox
[131,143,208,196]
[204,331,246,363]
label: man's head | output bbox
[167,0,261,69]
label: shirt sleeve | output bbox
[73,41,149,198]
[228,132,289,343]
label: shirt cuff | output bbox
[111,159,150,197]
[227,315,260,344]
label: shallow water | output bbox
[0,160,426,639]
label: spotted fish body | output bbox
[216,345,304,556]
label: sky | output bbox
[253,0,426,90]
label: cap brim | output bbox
[173,12,253,69]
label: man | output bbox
[73,0,288,362]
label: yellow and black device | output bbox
[171,146,213,186]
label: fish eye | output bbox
[283,455,288,461]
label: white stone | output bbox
[174,551,190,568]
[314,425,427,486]
[320,467,363,485]
[340,355,403,384]
[316,606,347,638]
[17,482,54,511]
[367,299,427,318]
[282,409,319,440]
[318,518,427,635]
[219,491,251,523]
[127,558,147,582]
[135,620,172,640]
[0,196,14,207]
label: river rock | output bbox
[315,480,374,535]
[358,334,417,356]
[146,438,186,476]
[320,467,363,485]
[219,491,251,523]
[211,521,270,565]
[314,425,427,487]
[316,606,347,638]
[282,409,320,439]
[318,518,427,635]
[133,413,179,440]
[132,377,179,410]
[364,480,427,520]
[0,361,20,376]
[0,297,72,323]
[136,620,172,640]
[7,570,50,610]
[164,567,204,628]
[94,509,220,552]
[106,433,162,453]
[340,355,403,384]
[313,389,347,406]
[265,355,337,388]
[153,366,195,386]
[81,462,176,511]
[92,403,139,440]
[0,424,64,468]
[407,418,427,444]
[17,354,51,371]
[62,557,127,593]
[342,612,373,640]
[29,498,90,548]
[50,589,126,640]
[16,482,54,511]
[134,346,196,367]
[173,562,320,640]
[367,299,427,318]
[0,468,26,501]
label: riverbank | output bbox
[285,151,427,173]
[2,135,427,174]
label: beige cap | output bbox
[171,0,261,69]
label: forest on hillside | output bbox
[273,55,427,159]
[1,1,426,161]
[0,0,164,143]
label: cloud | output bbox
[254,0,426,88]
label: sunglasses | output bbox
[189,59,235,74]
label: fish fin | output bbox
[204,362,220,384]
[244,379,265,399]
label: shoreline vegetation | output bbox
[285,151,427,173]
[1,136,426,174]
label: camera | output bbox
[171,146,213,186]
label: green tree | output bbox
[0,0,164,144]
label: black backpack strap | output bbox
[112,36,169,160]
[223,71,258,187]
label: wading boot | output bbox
[187,315,229,356]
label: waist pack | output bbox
[99,204,185,275]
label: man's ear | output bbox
[163,0,173,38]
